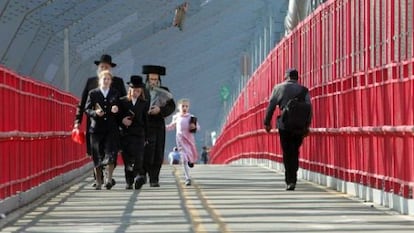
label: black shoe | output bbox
[286,183,296,191]
[150,183,160,187]
[105,182,113,190]
[187,162,194,168]
[125,184,133,190]
[185,179,191,186]
[134,178,145,190]
[92,183,97,187]
[111,178,116,187]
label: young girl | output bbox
[85,70,120,190]
[119,75,149,190]
[166,98,200,186]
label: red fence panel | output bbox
[0,66,88,200]
[211,0,414,198]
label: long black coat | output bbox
[84,87,121,167]
[143,86,176,184]
[118,96,150,184]
[74,76,126,154]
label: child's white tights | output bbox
[183,160,190,181]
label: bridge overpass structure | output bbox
[1,0,414,232]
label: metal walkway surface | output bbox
[1,165,414,233]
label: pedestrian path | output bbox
[1,165,414,233]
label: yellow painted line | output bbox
[173,167,207,233]
[192,181,231,233]
[173,166,232,233]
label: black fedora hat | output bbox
[94,54,117,67]
[142,65,166,76]
[127,75,145,88]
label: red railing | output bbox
[0,66,88,199]
[211,0,414,198]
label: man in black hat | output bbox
[263,68,312,191]
[73,54,127,187]
[119,75,149,190]
[142,65,176,187]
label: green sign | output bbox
[220,85,230,101]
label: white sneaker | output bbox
[184,179,191,186]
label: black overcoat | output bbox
[74,76,126,125]
[84,88,120,134]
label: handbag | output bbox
[71,128,85,144]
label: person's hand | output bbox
[189,123,196,130]
[96,109,104,117]
[264,124,272,133]
[122,116,132,127]
[148,105,160,115]
[111,105,119,113]
[73,123,79,129]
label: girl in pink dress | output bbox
[166,98,200,186]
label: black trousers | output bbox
[121,135,145,185]
[279,130,304,185]
[144,126,166,184]
[90,132,119,168]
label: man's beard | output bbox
[146,82,160,90]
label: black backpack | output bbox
[281,87,312,135]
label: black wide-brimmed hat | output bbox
[127,75,145,88]
[142,65,166,76]
[94,54,117,67]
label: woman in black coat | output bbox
[119,75,149,190]
[85,70,120,190]
[73,54,126,188]
[74,54,126,156]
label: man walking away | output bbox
[263,68,312,191]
